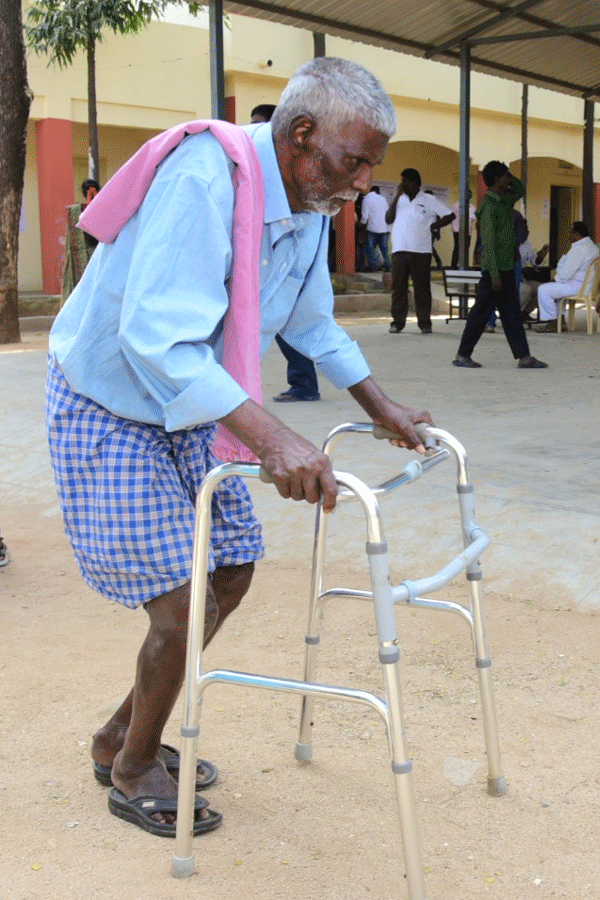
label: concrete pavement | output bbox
[1,309,599,610]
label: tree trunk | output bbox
[0,0,33,344]
[87,35,99,181]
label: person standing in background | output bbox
[360,185,390,272]
[453,161,547,369]
[60,178,100,306]
[386,169,454,334]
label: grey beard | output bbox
[304,190,359,217]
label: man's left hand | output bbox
[374,403,434,453]
[348,377,434,454]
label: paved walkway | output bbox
[2,309,599,609]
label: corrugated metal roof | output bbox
[224,0,600,99]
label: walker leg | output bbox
[296,502,330,761]
[368,541,427,900]
[385,659,428,900]
[457,480,506,797]
[468,576,507,795]
[173,484,215,876]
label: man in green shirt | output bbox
[453,161,547,369]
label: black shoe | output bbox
[389,324,403,334]
[273,390,320,402]
[518,356,548,369]
[452,355,482,368]
[420,326,432,334]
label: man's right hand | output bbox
[219,400,338,511]
[259,428,338,511]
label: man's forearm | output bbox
[437,213,455,229]
[347,376,432,452]
[347,376,395,419]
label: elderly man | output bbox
[45,57,433,838]
[385,168,455,334]
[534,221,599,332]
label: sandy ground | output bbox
[1,319,599,900]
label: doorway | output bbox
[549,185,575,268]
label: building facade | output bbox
[21,4,600,294]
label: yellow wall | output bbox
[20,5,600,292]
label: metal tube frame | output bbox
[172,423,505,898]
[173,460,428,899]
[295,423,506,799]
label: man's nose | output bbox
[352,164,372,194]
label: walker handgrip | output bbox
[259,466,273,484]
[372,423,436,449]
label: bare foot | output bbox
[92,726,215,789]
[111,750,181,825]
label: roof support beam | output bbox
[458,43,471,269]
[583,100,595,236]
[425,0,544,58]
[472,23,600,45]
[209,0,226,120]
[521,84,528,218]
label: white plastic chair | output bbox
[557,256,600,334]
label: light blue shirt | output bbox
[50,123,370,432]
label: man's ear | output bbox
[288,114,317,157]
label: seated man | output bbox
[535,221,599,332]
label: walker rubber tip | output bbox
[294,742,313,762]
[172,855,196,878]
[487,774,508,797]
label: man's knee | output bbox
[145,583,194,658]
[212,561,254,616]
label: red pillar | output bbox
[225,96,236,124]
[335,201,355,275]
[36,118,74,295]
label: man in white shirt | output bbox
[535,221,599,332]
[450,192,476,268]
[360,185,391,271]
[385,168,455,333]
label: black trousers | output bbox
[457,269,530,360]
[390,251,433,330]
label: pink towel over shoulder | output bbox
[79,120,264,463]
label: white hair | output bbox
[271,57,397,139]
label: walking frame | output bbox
[172,423,506,899]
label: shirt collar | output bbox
[244,123,294,226]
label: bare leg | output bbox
[92,562,254,817]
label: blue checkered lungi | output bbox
[45,356,264,608]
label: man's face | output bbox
[290,118,389,216]
[492,170,512,194]
[400,175,419,198]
